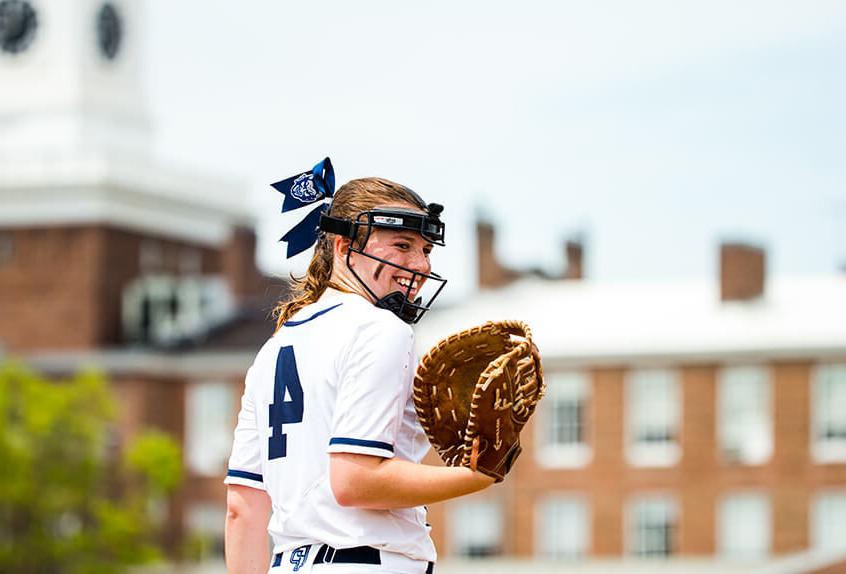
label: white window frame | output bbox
[535,371,591,468]
[185,503,227,559]
[448,498,503,558]
[717,366,772,465]
[535,494,590,560]
[812,364,846,463]
[122,275,234,345]
[626,495,677,558]
[185,380,235,476]
[717,491,771,559]
[625,369,681,467]
[811,490,846,553]
[0,233,13,265]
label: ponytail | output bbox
[273,236,334,330]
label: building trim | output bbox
[23,349,255,378]
[0,154,252,246]
[541,347,846,370]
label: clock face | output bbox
[97,3,122,60]
[0,0,37,55]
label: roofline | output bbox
[15,344,845,379]
[19,349,254,379]
[529,345,846,370]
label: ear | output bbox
[333,235,351,258]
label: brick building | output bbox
[0,0,280,556]
[416,227,846,571]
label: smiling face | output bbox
[331,203,435,304]
[350,225,434,302]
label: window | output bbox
[186,381,234,476]
[0,234,13,266]
[626,369,680,466]
[185,503,226,560]
[536,496,589,559]
[536,372,591,467]
[717,492,770,559]
[718,366,772,465]
[449,499,502,558]
[628,496,677,558]
[122,276,234,345]
[813,365,846,462]
[812,491,846,552]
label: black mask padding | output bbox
[375,291,421,324]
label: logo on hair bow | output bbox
[271,157,335,258]
[289,173,321,203]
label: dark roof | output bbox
[169,283,290,352]
[192,304,277,350]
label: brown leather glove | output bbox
[413,320,545,482]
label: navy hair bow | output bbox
[271,157,335,258]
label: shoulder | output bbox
[347,295,413,342]
[327,291,413,339]
[246,332,285,382]
[264,291,414,361]
[316,294,414,367]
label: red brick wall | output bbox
[679,365,717,554]
[0,227,103,350]
[222,227,267,300]
[590,367,626,556]
[427,359,846,559]
[772,362,812,553]
[0,225,232,351]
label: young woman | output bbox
[224,160,494,574]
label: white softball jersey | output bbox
[225,289,436,563]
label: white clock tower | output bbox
[0,0,265,352]
[0,0,151,160]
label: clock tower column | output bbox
[0,1,264,353]
[0,0,151,160]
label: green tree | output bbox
[0,363,183,574]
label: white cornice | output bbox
[0,152,253,246]
[416,276,846,365]
[23,348,254,379]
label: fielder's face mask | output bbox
[271,157,447,324]
[319,203,448,324]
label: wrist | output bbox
[470,468,497,487]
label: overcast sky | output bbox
[146,1,846,299]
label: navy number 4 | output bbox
[268,346,304,460]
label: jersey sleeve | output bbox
[327,315,414,459]
[224,365,266,491]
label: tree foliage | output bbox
[0,363,183,574]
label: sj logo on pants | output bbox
[290,545,311,572]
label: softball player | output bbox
[224,159,494,574]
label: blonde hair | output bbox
[273,177,426,330]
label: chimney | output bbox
[476,221,520,289]
[222,226,268,300]
[562,240,584,280]
[720,242,765,301]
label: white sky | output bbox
[145,0,846,300]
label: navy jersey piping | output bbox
[284,303,344,327]
[227,469,264,482]
[329,437,395,452]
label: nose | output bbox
[407,248,431,275]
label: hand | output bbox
[468,441,496,487]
